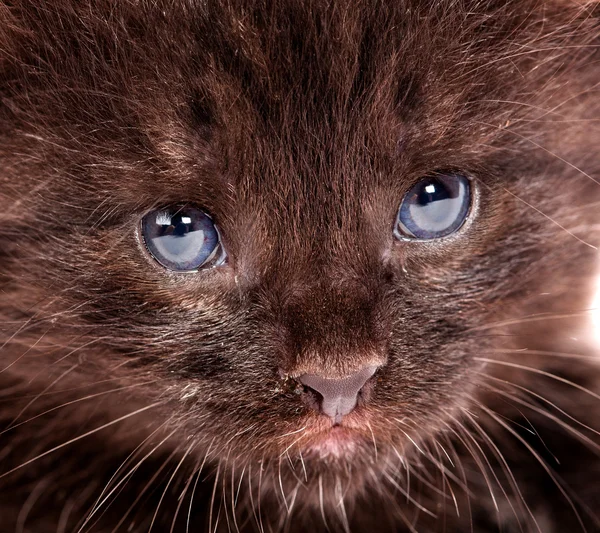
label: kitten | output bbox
[1,0,600,531]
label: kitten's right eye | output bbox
[394,173,471,240]
[141,206,225,272]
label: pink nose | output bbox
[298,365,379,424]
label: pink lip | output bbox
[299,413,372,459]
[304,425,361,458]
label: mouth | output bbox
[298,411,376,460]
[303,425,365,459]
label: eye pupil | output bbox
[417,181,451,206]
[172,216,190,236]
[395,174,471,240]
[142,206,225,271]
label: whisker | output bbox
[80,422,178,530]
[0,327,51,374]
[186,438,215,533]
[467,310,598,333]
[0,380,160,437]
[480,372,600,439]
[208,461,221,533]
[277,456,288,512]
[16,478,50,533]
[366,420,378,460]
[0,402,164,480]
[228,460,241,533]
[474,358,600,402]
[234,462,247,507]
[489,347,598,361]
[334,476,350,533]
[457,410,535,533]
[246,463,261,533]
[256,455,266,533]
[441,417,500,515]
[503,187,597,249]
[318,474,330,531]
[7,363,80,428]
[170,455,202,533]
[479,404,589,532]
[380,469,438,518]
[148,439,196,532]
[108,446,181,533]
[431,438,460,516]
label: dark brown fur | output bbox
[1,0,600,531]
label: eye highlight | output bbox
[141,206,225,272]
[394,174,471,240]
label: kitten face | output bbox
[1,0,599,528]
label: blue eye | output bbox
[141,206,225,271]
[394,174,471,240]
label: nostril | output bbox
[298,365,379,424]
[299,385,323,413]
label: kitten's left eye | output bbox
[394,174,471,240]
[141,206,225,272]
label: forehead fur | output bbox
[1,0,598,176]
